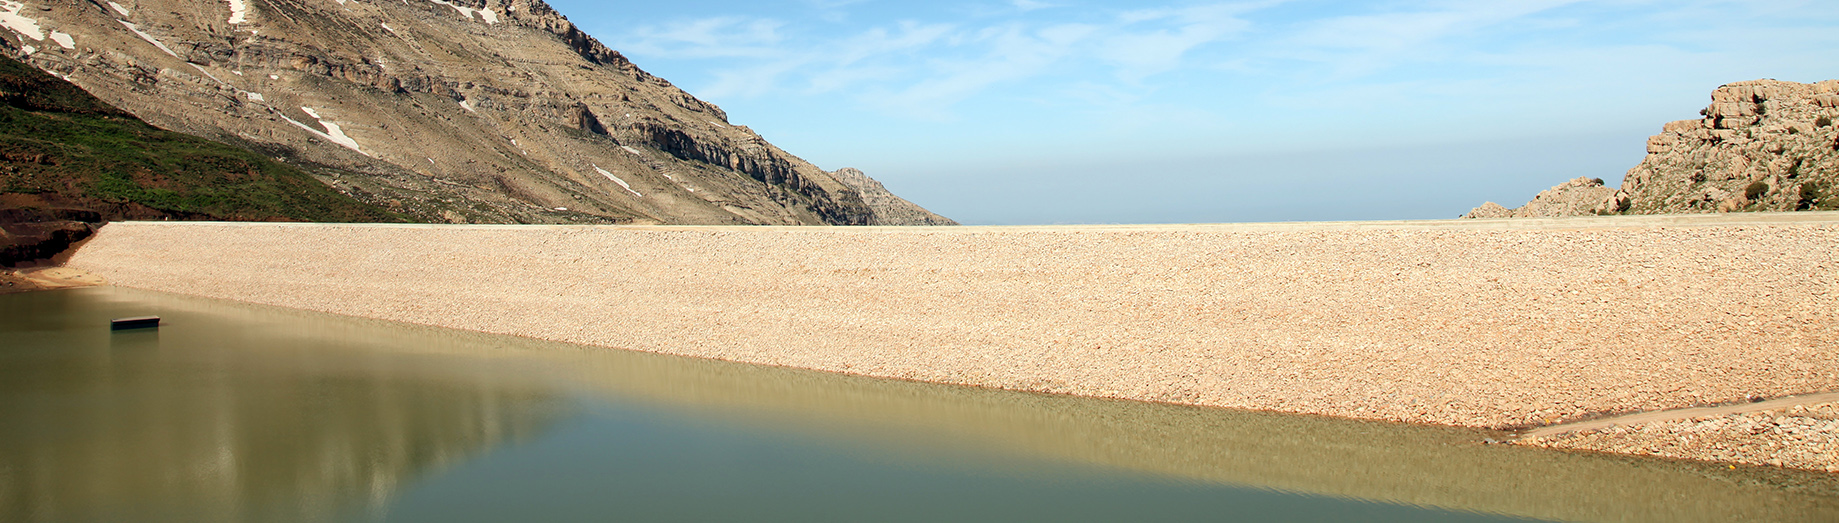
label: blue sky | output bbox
[550,0,1839,224]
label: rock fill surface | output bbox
[68,216,1839,433]
[1471,79,1839,218]
[0,0,949,225]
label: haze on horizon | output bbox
[552,0,1839,225]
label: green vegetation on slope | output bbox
[0,54,399,222]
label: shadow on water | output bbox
[2,287,1835,522]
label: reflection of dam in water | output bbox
[1,288,1836,522]
[0,289,566,523]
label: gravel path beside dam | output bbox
[66,215,1839,465]
[1522,402,1839,472]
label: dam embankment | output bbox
[64,215,1839,447]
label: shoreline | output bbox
[0,266,107,294]
[1524,391,1839,438]
[61,214,1839,473]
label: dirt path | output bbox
[1524,392,1839,437]
[1521,400,1839,472]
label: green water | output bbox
[2,287,1835,522]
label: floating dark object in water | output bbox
[110,316,161,330]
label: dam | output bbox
[64,213,1839,432]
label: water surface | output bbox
[3,287,1836,522]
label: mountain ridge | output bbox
[0,0,951,225]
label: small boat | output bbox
[110,316,161,330]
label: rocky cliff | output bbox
[1469,79,1839,218]
[828,167,955,226]
[0,0,949,225]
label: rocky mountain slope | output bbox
[0,52,392,223]
[1,50,398,271]
[0,0,950,225]
[828,167,954,226]
[1469,79,1839,218]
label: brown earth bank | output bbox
[1,209,93,262]
[63,214,1839,472]
[0,204,103,281]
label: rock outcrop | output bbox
[0,0,949,225]
[1469,79,1839,218]
[828,168,956,226]
[1464,177,1622,219]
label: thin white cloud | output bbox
[622,17,788,59]
[834,21,957,66]
[701,60,809,99]
[868,23,1096,118]
[611,0,1839,125]
[1269,1,1589,77]
[1012,0,1058,11]
[616,3,1265,116]
[1100,4,1259,80]
[805,0,869,23]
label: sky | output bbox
[548,0,1839,224]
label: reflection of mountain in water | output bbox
[0,290,566,523]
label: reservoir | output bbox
[3,287,1835,522]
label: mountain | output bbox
[0,49,403,271]
[1468,79,1839,218]
[0,0,950,226]
[828,167,955,226]
[0,52,394,222]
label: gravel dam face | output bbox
[66,215,1839,433]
